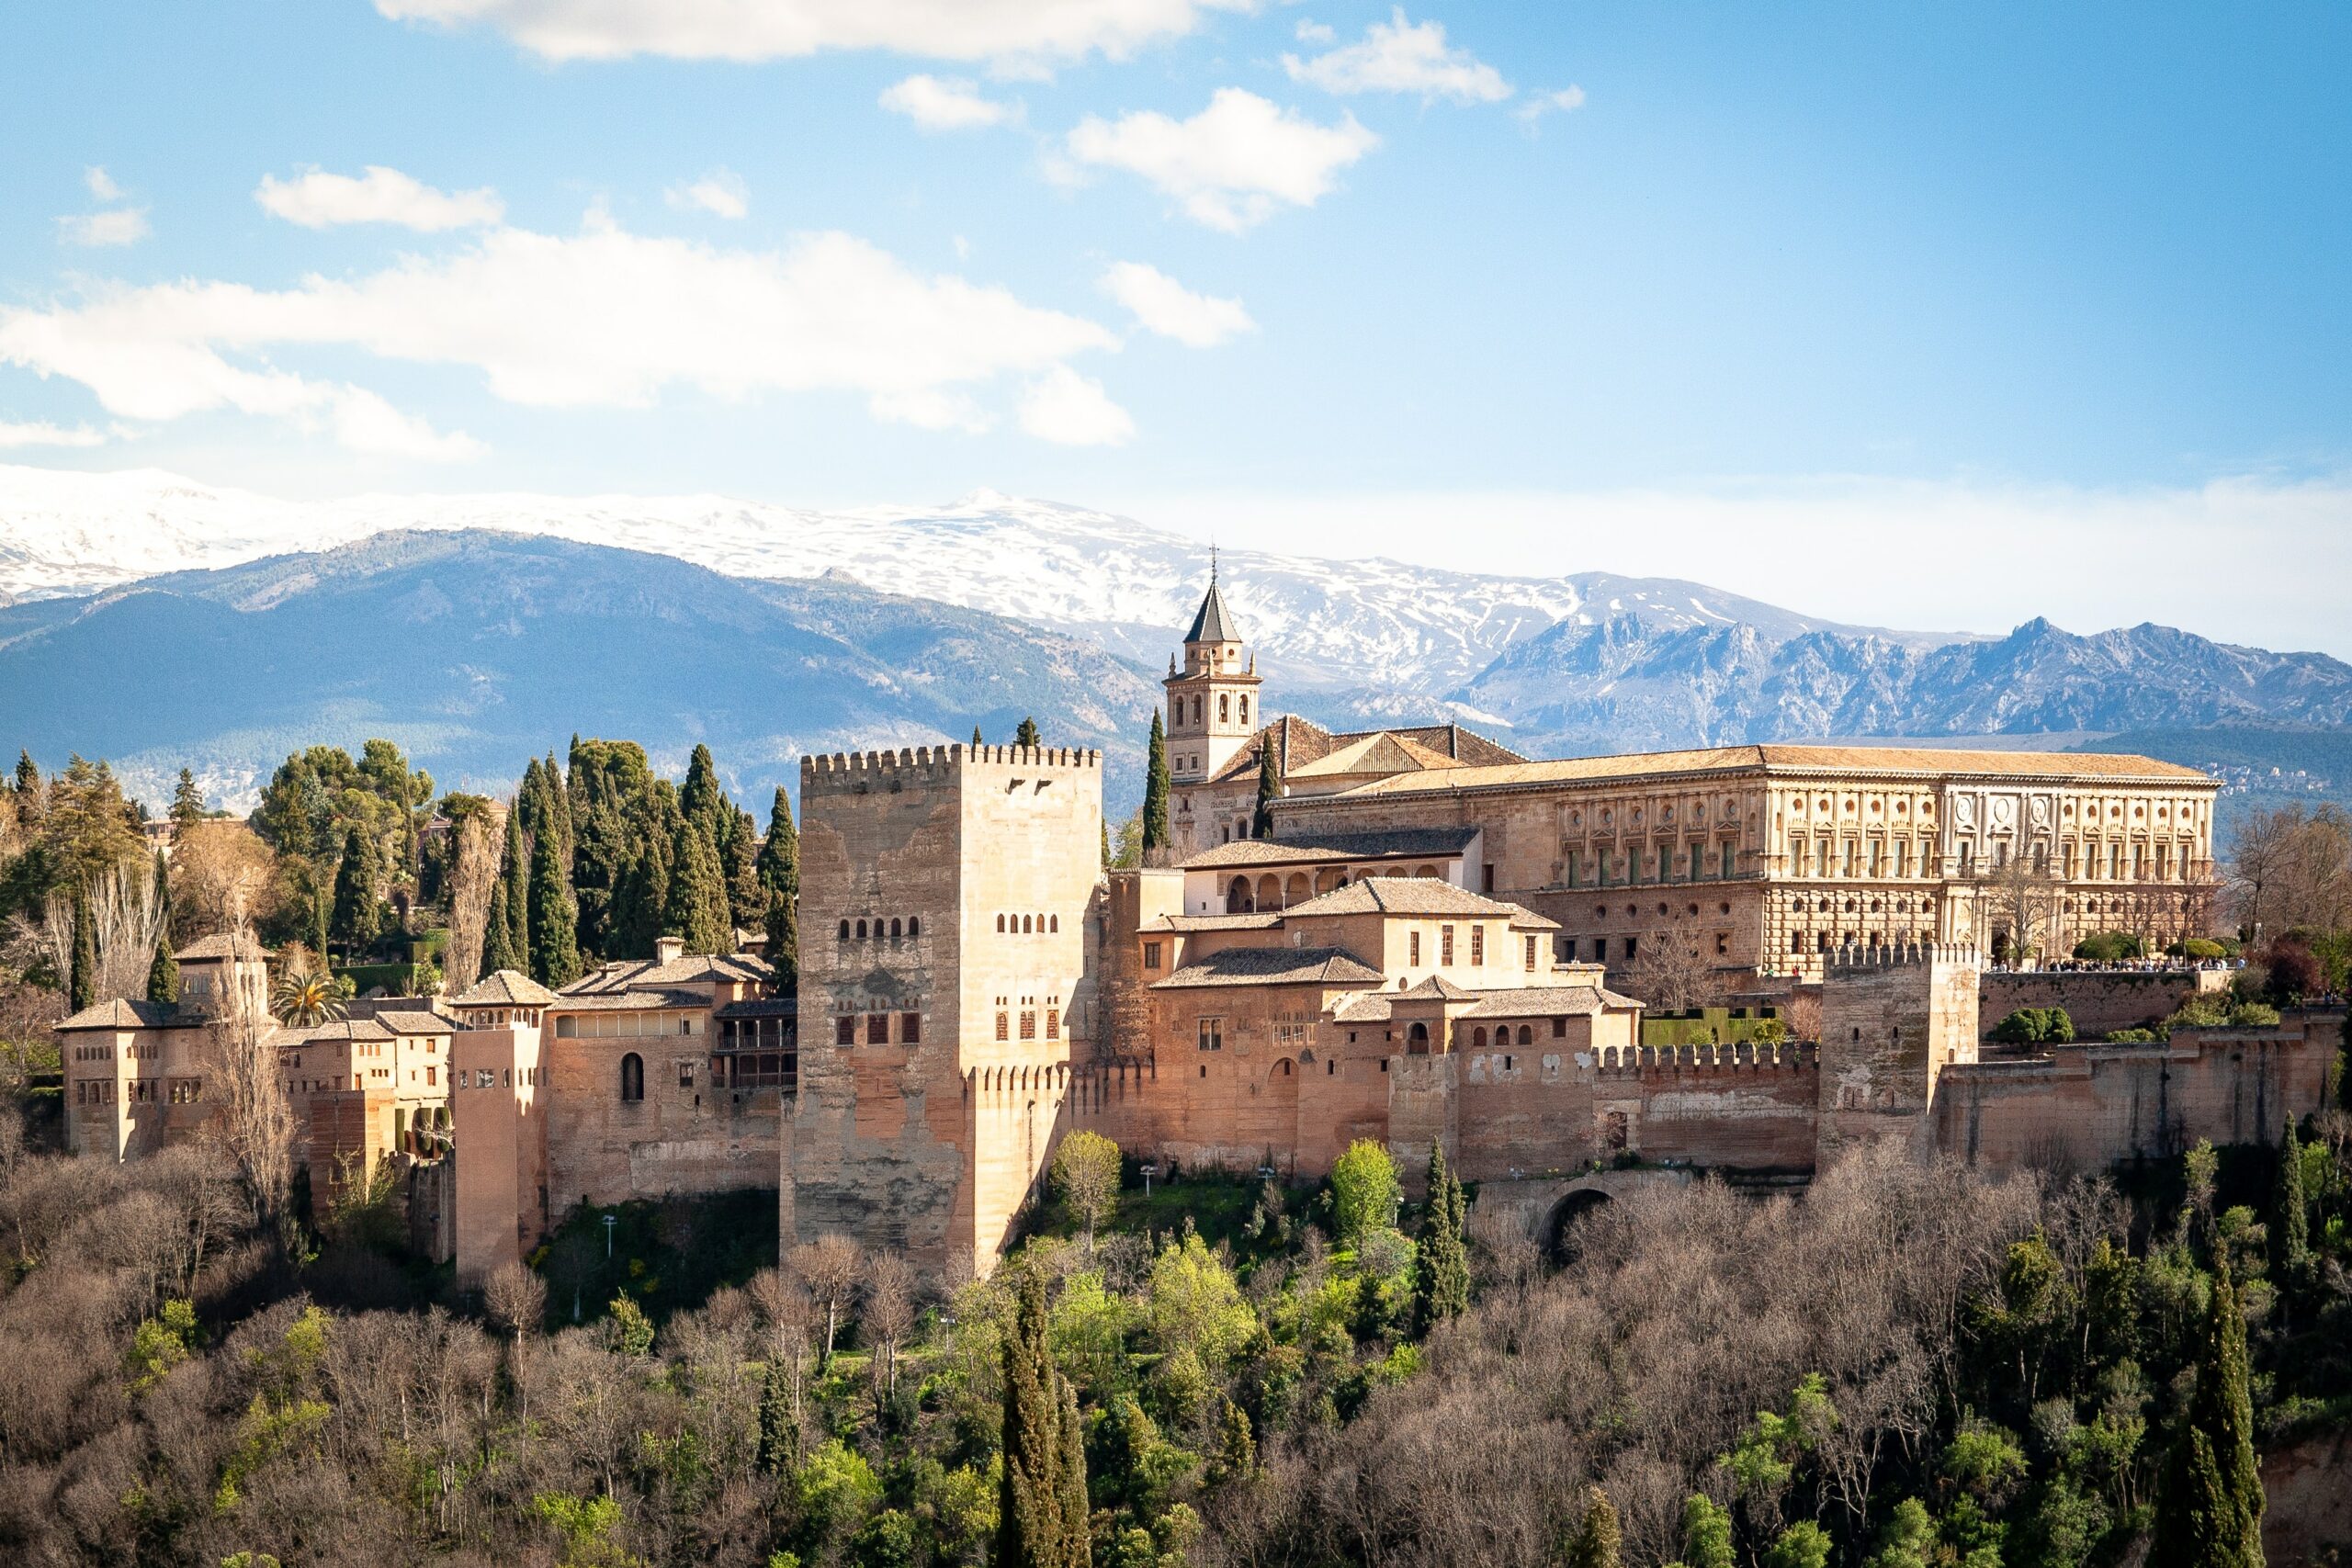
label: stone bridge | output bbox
[1468,1167,1697,1259]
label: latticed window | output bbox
[1045,1009,1060,1040]
[867,1014,889,1045]
[1470,926,1484,965]
[1197,1016,1223,1052]
[1019,1011,1036,1041]
[1441,925,1455,965]
[995,1011,1009,1042]
[836,1016,856,1045]
[900,1013,922,1043]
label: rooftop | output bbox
[448,969,559,1007]
[1184,577,1242,644]
[1312,743,2216,799]
[1458,985,1640,1018]
[57,998,189,1032]
[1151,946,1385,990]
[564,951,771,996]
[371,1009,458,1035]
[1176,825,1481,871]
[1137,912,1287,933]
[1278,875,1560,928]
[1203,714,1522,785]
[172,931,273,962]
[298,1018,396,1043]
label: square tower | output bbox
[791,742,1102,1277]
[1163,571,1261,784]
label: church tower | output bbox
[1164,556,1262,784]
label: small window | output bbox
[1197,1016,1224,1052]
[995,1011,1010,1042]
[1473,1026,1487,1048]
[1022,915,1033,934]
[900,1012,922,1044]
[855,919,866,939]
[1144,941,1163,971]
[1441,925,1455,965]
[1409,931,1421,965]
[1046,1009,1060,1040]
[997,914,1007,932]
[1019,1010,1037,1040]
[1525,935,1537,968]
[678,1060,695,1089]
[1049,914,1059,933]
[908,916,919,938]
[1470,927,1485,965]
[890,918,902,941]
[1553,1017,1566,1037]
[836,1016,856,1046]
[619,1052,644,1102]
[867,1013,889,1045]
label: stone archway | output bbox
[1544,1188,1612,1265]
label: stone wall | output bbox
[1817,944,1979,1158]
[1935,1015,2336,1170]
[1978,967,2228,1040]
[543,1024,779,1213]
[450,1023,547,1287]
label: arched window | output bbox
[838,919,850,941]
[1021,914,1033,933]
[620,1052,644,1102]
[1518,1025,1533,1045]
[1227,875,1252,912]
[909,917,920,939]
[1240,695,1250,725]
[1473,1027,1487,1048]
[997,913,1006,932]
[1048,914,1059,932]
[1218,694,1230,723]
[891,918,902,941]
[1408,1021,1430,1055]
[855,919,867,939]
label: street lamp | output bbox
[603,1213,617,1258]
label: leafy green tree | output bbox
[529,826,583,987]
[1016,716,1041,749]
[2151,1259,2263,1568]
[664,818,732,955]
[1141,711,1170,861]
[1866,1500,1938,1568]
[614,810,674,960]
[1677,1495,1736,1568]
[996,1264,1089,1568]
[330,825,382,956]
[1412,1141,1471,1335]
[1329,1139,1401,1245]
[1763,1521,1831,1568]
[606,1292,655,1358]
[69,884,96,1012]
[1210,1396,1255,1486]
[169,767,206,829]
[1251,741,1281,839]
[1051,1130,1122,1249]
[48,754,143,886]
[1561,1485,1623,1568]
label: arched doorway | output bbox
[1544,1188,1612,1265]
[1227,875,1253,913]
[1407,1021,1430,1055]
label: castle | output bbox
[55,572,2335,1283]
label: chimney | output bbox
[654,935,684,964]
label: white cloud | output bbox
[1101,261,1253,347]
[1294,19,1334,44]
[1019,364,1134,446]
[665,171,750,219]
[58,209,152,248]
[375,0,1250,65]
[1065,88,1377,232]
[255,165,504,231]
[1516,85,1588,124]
[880,74,1019,131]
[0,220,1121,457]
[84,167,123,202]
[1283,8,1510,104]
[0,419,106,450]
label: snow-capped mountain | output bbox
[0,464,1950,694]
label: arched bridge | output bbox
[1468,1168,1695,1261]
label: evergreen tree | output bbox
[2275,1119,2309,1285]
[680,744,726,845]
[995,1264,1089,1568]
[69,884,96,1012]
[483,807,528,976]
[756,1358,797,1476]
[1562,1486,1623,1568]
[972,724,985,748]
[528,826,583,987]
[2151,1259,2264,1568]
[1015,716,1041,749]
[1210,1396,1255,1485]
[146,850,177,1004]
[13,750,38,800]
[722,807,764,933]
[1678,1495,1736,1568]
[330,824,382,956]
[1251,739,1281,839]
[663,818,731,955]
[1412,1142,1471,1335]
[756,786,798,987]
[1142,711,1170,862]
[169,767,205,829]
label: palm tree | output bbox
[271,966,349,1028]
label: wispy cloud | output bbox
[1283,8,1511,105]
[0,419,107,450]
[1020,364,1134,446]
[1101,262,1253,347]
[1065,89,1378,232]
[84,166,123,202]
[1516,85,1588,126]
[256,165,504,231]
[664,170,750,219]
[880,74,1019,131]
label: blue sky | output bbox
[3,2,2350,649]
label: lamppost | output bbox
[603,1213,617,1258]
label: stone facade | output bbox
[1978,966,2229,1040]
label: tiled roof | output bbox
[1396,975,1477,1000]
[1203,716,1524,785]
[299,1018,395,1043]
[713,998,799,1021]
[1318,743,2214,798]
[1286,730,1464,780]
[371,1010,458,1034]
[450,969,559,1006]
[1137,913,1287,932]
[1151,947,1385,989]
[1176,826,1481,871]
[564,951,771,996]
[172,932,273,962]
[1458,986,1638,1018]
[1185,579,1242,644]
[1278,876,1561,928]
[57,998,187,1032]
[554,987,711,1011]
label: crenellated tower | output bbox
[1163,553,1261,784]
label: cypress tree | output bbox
[680,744,725,845]
[1141,711,1170,861]
[69,884,96,1012]
[972,724,985,748]
[1015,716,1041,749]
[1251,740,1281,839]
[664,818,731,955]
[146,849,177,1004]
[756,1358,796,1476]
[1412,1142,1471,1336]
[331,824,382,956]
[2275,1119,2310,1287]
[13,750,38,799]
[2152,1259,2264,1568]
[483,807,528,976]
[996,1265,1089,1568]
[169,767,205,829]
[722,807,763,933]
[528,826,583,987]
[757,787,798,987]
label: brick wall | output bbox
[1978,968,2229,1041]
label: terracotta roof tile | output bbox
[1316,743,2215,798]
[1278,876,1560,927]
[1151,947,1385,989]
[1175,826,1480,871]
[449,969,559,1006]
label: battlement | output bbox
[1825,942,1979,974]
[800,743,1102,793]
[1597,1041,1819,1077]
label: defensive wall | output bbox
[1977,966,2230,1040]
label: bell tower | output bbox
[1164,552,1261,784]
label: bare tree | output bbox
[750,1265,817,1461]
[7,862,165,1007]
[787,1232,865,1369]
[2227,804,2352,940]
[201,930,296,1258]
[1619,926,1724,1013]
[1978,845,2063,964]
[443,811,498,994]
[485,1258,548,1350]
[862,1250,916,1404]
[169,820,278,940]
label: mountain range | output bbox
[3,463,2350,818]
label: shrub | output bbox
[1991,1008,2074,1045]
[2261,942,2322,1005]
[2073,931,2143,963]
[1329,1140,1400,1245]
[2105,1028,2157,1043]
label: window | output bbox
[1144,941,1163,971]
[619,1052,644,1102]
[909,917,920,938]
[1525,934,1537,968]
[1441,925,1455,964]
[425,1065,436,1087]
[1197,1016,1224,1052]
[1049,914,1059,932]
[1716,932,1730,956]
[1623,936,1639,960]
[1218,694,1229,723]
[1593,938,1607,962]
[1046,1009,1060,1040]
[1409,931,1421,965]
[1553,1017,1566,1037]
[854,919,866,939]
[1482,864,1496,894]
[890,918,902,940]
[997,914,1006,932]
[867,1013,890,1045]
[1470,926,1485,965]
[1472,1027,1487,1048]
[1019,1010,1037,1040]
[900,1012,922,1044]
[836,1016,857,1045]
[995,1011,1010,1042]
[678,1060,695,1088]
